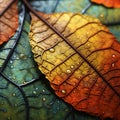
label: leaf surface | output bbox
[30,12,120,120]
[91,0,120,8]
[0,0,18,45]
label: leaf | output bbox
[91,0,120,8]
[0,4,98,120]
[0,0,18,45]
[30,0,120,25]
[29,12,120,120]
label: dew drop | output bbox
[42,97,46,101]
[112,63,115,67]
[112,54,116,58]
[61,89,66,94]
[100,14,104,18]
[36,87,38,90]
[66,69,71,74]
[10,60,13,64]
[23,81,26,85]
[46,76,49,79]
[33,91,37,94]
[70,65,74,69]
[49,48,55,53]
[13,76,16,80]
[87,43,90,47]
[9,76,11,79]
[13,55,16,58]
[42,89,45,93]
[20,53,26,59]
[11,66,14,68]
[12,93,16,97]
[86,32,89,35]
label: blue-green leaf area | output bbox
[3,20,39,85]
[109,25,120,42]
[30,0,120,24]
[0,75,26,120]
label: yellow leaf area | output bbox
[29,12,120,120]
[0,0,18,45]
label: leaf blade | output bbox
[30,12,120,120]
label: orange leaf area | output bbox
[29,12,120,120]
[0,0,12,13]
[91,0,120,8]
[0,0,18,45]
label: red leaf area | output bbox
[0,0,18,45]
[91,0,120,8]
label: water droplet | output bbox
[13,76,16,80]
[70,65,74,69]
[33,91,37,94]
[46,76,49,79]
[73,90,76,93]
[49,48,55,53]
[11,66,14,68]
[9,76,11,79]
[42,97,46,101]
[66,69,71,74]
[86,32,89,35]
[20,54,27,59]
[23,81,26,84]
[12,93,16,97]
[61,89,66,94]
[10,60,13,64]
[13,55,16,58]
[112,63,115,67]
[16,57,19,60]
[36,87,38,90]
[87,43,90,47]
[100,14,104,18]
[112,54,116,58]
[42,89,45,92]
